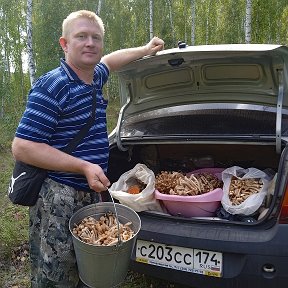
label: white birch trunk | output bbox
[276,0,280,43]
[166,0,175,45]
[133,13,137,45]
[245,0,252,44]
[17,23,25,102]
[97,0,102,15]
[205,0,211,44]
[149,0,153,40]
[27,0,36,86]
[191,0,196,45]
[0,89,3,118]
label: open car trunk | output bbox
[105,44,288,225]
[107,141,285,224]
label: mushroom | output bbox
[72,212,135,246]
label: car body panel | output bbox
[117,44,288,114]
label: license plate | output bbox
[136,240,222,277]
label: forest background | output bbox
[1,0,288,287]
[2,0,288,143]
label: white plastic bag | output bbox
[221,166,270,215]
[109,163,165,212]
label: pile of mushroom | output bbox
[72,212,134,246]
[228,177,263,205]
[155,171,223,196]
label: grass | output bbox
[0,148,30,287]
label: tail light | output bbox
[279,185,288,223]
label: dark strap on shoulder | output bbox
[62,88,96,154]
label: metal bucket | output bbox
[69,202,141,288]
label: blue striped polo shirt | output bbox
[15,59,110,191]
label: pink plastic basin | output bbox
[155,168,224,218]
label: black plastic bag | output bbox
[8,161,47,206]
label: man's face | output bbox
[61,17,104,69]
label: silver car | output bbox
[107,43,288,287]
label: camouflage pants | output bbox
[29,178,99,288]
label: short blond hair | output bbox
[62,10,105,38]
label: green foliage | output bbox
[106,96,121,133]
[1,0,288,126]
[0,73,27,149]
[0,151,29,258]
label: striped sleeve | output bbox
[95,62,109,87]
[15,87,61,144]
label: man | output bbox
[12,10,164,287]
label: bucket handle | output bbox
[107,188,122,246]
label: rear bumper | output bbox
[130,257,286,288]
[129,213,288,287]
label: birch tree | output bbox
[27,0,36,86]
[149,0,154,40]
[191,0,196,45]
[166,0,176,45]
[205,0,211,44]
[245,0,252,43]
[97,0,102,15]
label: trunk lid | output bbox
[115,44,288,152]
